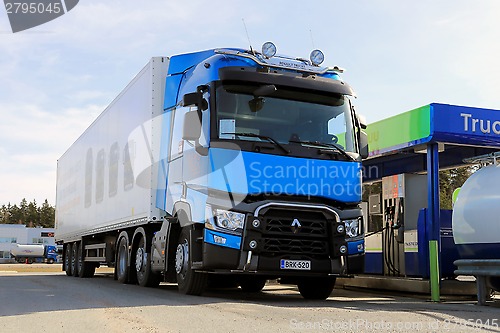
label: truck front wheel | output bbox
[175,227,207,295]
[297,277,336,300]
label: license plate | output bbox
[280,259,311,270]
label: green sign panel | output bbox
[366,105,431,155]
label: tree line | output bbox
[0,199,55,228]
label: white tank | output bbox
[10,244,45,258]
[452,164,500,259]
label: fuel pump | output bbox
[381,174,427,276]
[383,196,405,275]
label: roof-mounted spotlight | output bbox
[262,42,277,59]
[310,49,325,66]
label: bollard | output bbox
[429,240,440,302]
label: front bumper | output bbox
[202,202,365,276]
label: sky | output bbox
[0,0,500,206]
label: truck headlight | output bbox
[344,218,361,238]
[214,209,245,231]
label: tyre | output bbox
[78,241,96,278]
[134,235,161,287]
[27,258,33,264]
[239,277,267,293]
[64,243,72,276]
[116,236,129,283]
[47,258,54,264]
[72,242,79,277]
[297,277,336,300]
[175,227,207,295]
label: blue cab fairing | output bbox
[208,148,362,203]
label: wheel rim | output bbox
[135,246,144,272]
[175,240,189,276]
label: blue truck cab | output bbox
[152,44,368,299]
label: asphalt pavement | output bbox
[0,267,499,333]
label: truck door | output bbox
[166,106,190,209]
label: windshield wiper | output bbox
[222,132,289,154]
[289,140,354,161]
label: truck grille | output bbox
[259,208,332,258]
[264,213,327,236]
[263,238,329,256]
[262,209,328,237]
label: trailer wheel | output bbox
[27,258,33,264]
[175,227,207,295]
[72,242,79,277]
[297,277,336,300]
[64,243,72,276]
[239,277,267,293]
[78,241,95,278]
[116,236,129,283]
[134,235,160,287]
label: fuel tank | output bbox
[452,165,500,259]
[10,244,46,258]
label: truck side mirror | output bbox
[183,111,202,141]
[182,92,208,110]
[359,131,369,159]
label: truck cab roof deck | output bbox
[218,66,355,97]
[215,48,343,75]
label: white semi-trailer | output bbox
[56,45,369,299]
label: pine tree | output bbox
[9,204,22,224]
[0,204,9,223]
[39,199,55,228]
[439,166,475,209]
[27,200,39,227]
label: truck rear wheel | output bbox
[116,236,129,283]
[134,235,161,287]
[297,277,336,300]
[175,227,207,295]
[64,243,72,276]
[78,241,96,278]
[72,242,79,277]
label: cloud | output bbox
[0,102,102,204]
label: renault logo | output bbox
[291,218,302,233]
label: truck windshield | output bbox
[215,83,357,153]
